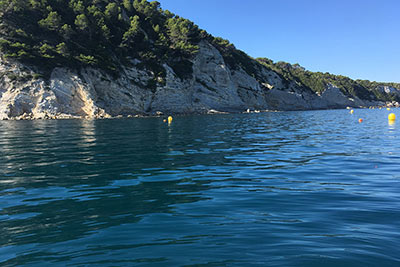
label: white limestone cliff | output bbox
[0,41,387,120]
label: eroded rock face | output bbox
[378,85,400,95]
[0,41,385,120]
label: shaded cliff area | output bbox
[0,0,399,119]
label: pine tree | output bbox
[38,11,62,31]
[75,14,89,31]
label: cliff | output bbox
[0,40,390,120]
[0,0,398,120]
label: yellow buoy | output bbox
[387,108,391,111]
[168,116,173,124]
[350,109,354,114]
[388,113,396,121]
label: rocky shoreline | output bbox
[3,109,247,121]
[1,41,399,121]
[4,104,400,121]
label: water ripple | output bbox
[1,110,400,265]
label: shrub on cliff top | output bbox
[0,0,201,79]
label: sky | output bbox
[157,0,399,83]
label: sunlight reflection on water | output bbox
[1,109,400,266]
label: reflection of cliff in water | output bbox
[0,118,223,247]
[1,113,321,247]
[0,179,210,246]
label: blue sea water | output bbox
[0,109,400,266]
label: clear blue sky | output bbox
[158,0,399,83]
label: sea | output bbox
[1,109,400,266]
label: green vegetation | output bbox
[208,36,258,78]
[257,59,400,102]
[0,0,202,79]
[0,0,398,102]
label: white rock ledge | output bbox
[0,41,390,120]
